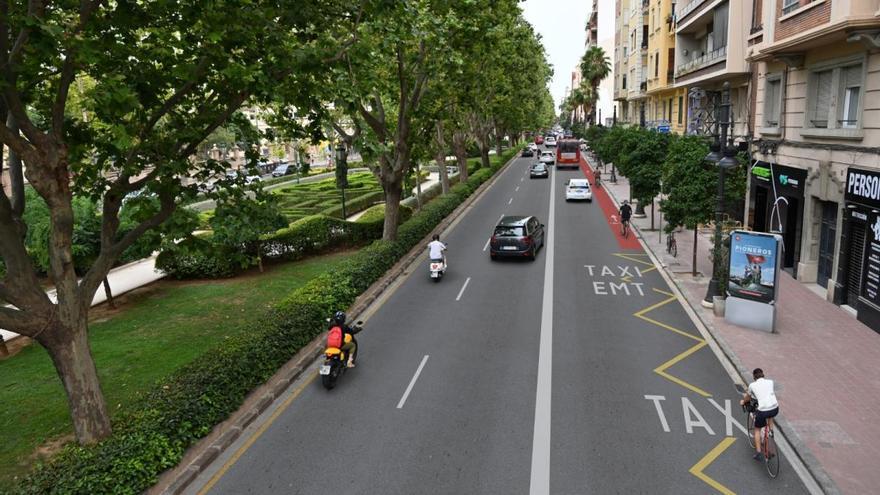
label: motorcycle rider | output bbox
[428,233,447,267]
[330,311,359,368]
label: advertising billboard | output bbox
[727,231,781,304]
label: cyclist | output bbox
[740,368,779,460]
[619,200,633,236]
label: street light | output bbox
[335,142,348,219]
[703,81,738,307]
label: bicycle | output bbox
[737,384,780,478]
[620,219,629,238]
[594,172,602,189]
[666,232,677,257]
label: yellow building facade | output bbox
[644,0,687,134]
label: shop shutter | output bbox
[847,222,866,307]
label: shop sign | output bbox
[845,168,880,210]
[727,231,782,304]
[861,212,880,306]
[750,162,806,194]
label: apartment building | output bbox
[673,0,754,139]
[627,0,650,125]
[645,0,689,133]
[614,0,632,123]
[746,0,880,332]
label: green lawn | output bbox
[0,252,353,485]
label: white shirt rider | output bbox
[748,377,778,411]
[428,239,446,262]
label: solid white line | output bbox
[455,277,471,301]
[529,159,556,495]
[483,238,491,252]
[397,355,429,409]
[508,197,513,205]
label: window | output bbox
[654,53,659,77]
[677,96,683,124]
[840,65,861,128]
[763,76,782,128]
[783,0,800,15]
[807,69,832,128]
[803,57,866,138]
[623,75,627,89]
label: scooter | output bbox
[319,320,363,390]
[429,258,447,281]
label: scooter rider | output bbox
[330,310,360,368]
[428,234,447,267]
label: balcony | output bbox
[675,45,726,77]
[676,0,708,22]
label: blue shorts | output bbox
[755,407,778,428]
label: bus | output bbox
[556,139,581,169]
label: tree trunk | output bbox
[415,161,422,212]
[453,132,469,183]
[693,227,698,277]
[479,144,491,171]
[494,134,503,157]
[41,319,112,444]
[102,277,116,309]
[382,180,403,241]
[435,121,449,195]
[0,335,8,358]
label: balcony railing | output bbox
[675,45,726,77]
[676,0,707,22]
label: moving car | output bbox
[565,178,592,202]
[529,162,549,179]
[272,162,295,177]
[545,136,557,147]
[521,147,535,157]
[539,150,555,165]
[489,215,546,261]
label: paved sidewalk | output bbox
[589,157,879,494]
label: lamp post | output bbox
[335,142,348,219]
[703,82,739,307]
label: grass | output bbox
[0,251,353,485]
[272,172,384,222]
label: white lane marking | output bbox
[397,355,429,409]
[483,238,491,252]
[455,277,471,301]
[521,177,524,182]
[516,186,520,191]
[529,159,556,495]
[508,197,513,205]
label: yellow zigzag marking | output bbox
[634,288,712,398]
[689,437,737,495]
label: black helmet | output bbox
[333,311,346,324]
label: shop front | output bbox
[836,167,880,334]
[747,162,807,276]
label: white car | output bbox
[545,136,557,147]
[539,150,555,165]
[528,143,538,152]
[565,179,592,202]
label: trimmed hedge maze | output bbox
[273,172,383,221]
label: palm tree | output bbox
[579,46,611,124]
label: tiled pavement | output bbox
[589,157,880,495]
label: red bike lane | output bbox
[577,157,641,250]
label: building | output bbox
[627,0,650,126]
[645,0,688,134]
[613,0,631,123]
[746,0,880,332]
[595,0,617,125]
[673,0,754,140]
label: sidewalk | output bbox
[590,157,880,494]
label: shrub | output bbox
[155,236,239,279]
[355,203,413,224]
[7,147,518,494]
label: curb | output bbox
[592,159,838,495]
[152,153,520,495]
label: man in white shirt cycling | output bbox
[740,368,779,460]
[428,234,447,267]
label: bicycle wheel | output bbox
[746,413,755,449]
[765,429,780,478]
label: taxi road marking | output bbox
[689,437,737,495]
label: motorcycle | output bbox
[320,320,363,390]
[429,258,446,281]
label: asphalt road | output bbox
[186,152,812,494]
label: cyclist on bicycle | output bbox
[740,368,779,460]
[619,200,632,233]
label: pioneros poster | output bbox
[728,231,780,304]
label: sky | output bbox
[520,0,614,112]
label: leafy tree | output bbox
[210,192,288,272]
[622,128,669,219]
[0,0,356,443]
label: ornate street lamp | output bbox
[335,142,348,219]
[703,82,739,306]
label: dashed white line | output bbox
[455,277,472,301]
[483,238,491,251]
[396,355,429,409]
[508,197,513,205]
[516,186,520,191]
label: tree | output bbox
[623,128,669,222]
[579,45,611,124]
[0,0,356,444]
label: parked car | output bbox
[545,136,557,147]
[529,162,549,179]
[489,215,546,261]
[565,178,592,202]
[539,150,555,165]
[245,175,262,185]
[528,143,539,152]
[521,147,535,157]
[272,162,295,177]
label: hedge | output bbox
[6,147,518,495]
